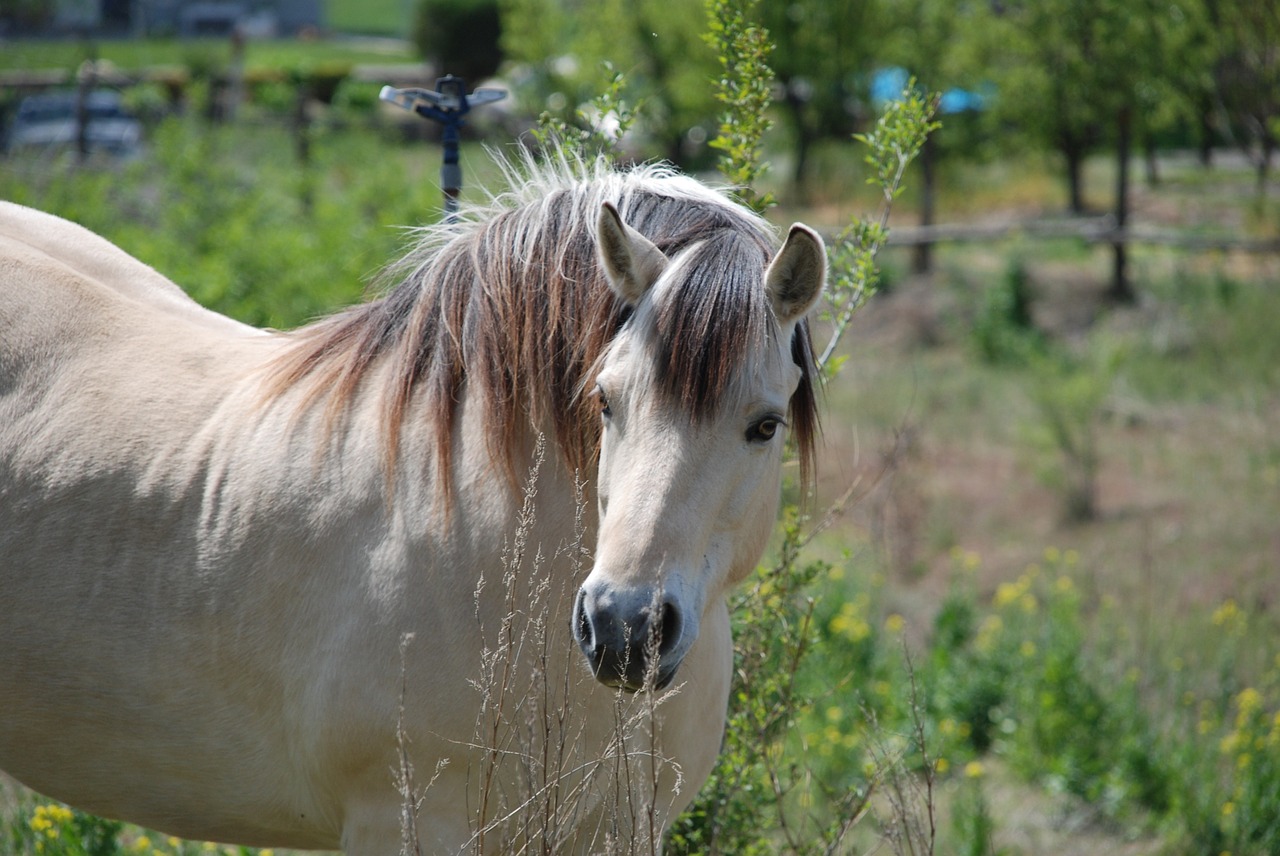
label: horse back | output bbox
[0,200,260,338]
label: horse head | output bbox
[573,201,825,691]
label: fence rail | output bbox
[884,216,1280,254]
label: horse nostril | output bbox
[656,600,681,658]
[573,587,595,649]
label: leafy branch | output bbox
[704,0,776,213]
[819,82,941,375]
[531,61,642,162]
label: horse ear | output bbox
[597,201,668,304]
[765,224,826,325]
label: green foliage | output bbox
[0,115,441,329]
[530,62,641,161]
[500,0,713,162]
[1,787,271,856]
[950,777,997,856]
[703,0,776,213]
[667,514,833,854]
[1023,344,1121,523]
[972,255,1041,365]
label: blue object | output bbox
[870,66,987,115]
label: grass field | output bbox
[324,0,415,37]
[0,36,416,75]
[1,95,1278,854]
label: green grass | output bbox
[325,0,416,37]
[0,37,416,75]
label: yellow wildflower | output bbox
[975,615,1003,652]
[1043,546,1061,564]
[994,581,1021,609]
[133,836,152,853]
[1236,687,1262,714]
[885,613,905,634]
[1212,599,1241,628]
[935,757,950,774]
[964,760,985,779]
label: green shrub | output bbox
[972,254,1041,364]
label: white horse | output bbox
[0,158,825,854]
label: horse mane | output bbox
[263,153,820,494]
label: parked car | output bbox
[5,90,143,157]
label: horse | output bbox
[0,156,825,854]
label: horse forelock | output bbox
[262,154,819,495]
[626,231,820,492]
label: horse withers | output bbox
[0,157,825,854]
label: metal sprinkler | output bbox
[380,76,507,223]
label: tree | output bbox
[879,0,992,273]
[986,0,1204,300]
[1210,0,1280,191]
[758,0,887,197]
[413,0,504,84]
[984,0,1123,215]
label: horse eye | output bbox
[747,416,783,443]
[596,387,612,419]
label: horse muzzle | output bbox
[572,582,687,692]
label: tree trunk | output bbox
[1064,143,1087,215]
[1257,136,1274,196]
[912,135,937,274]
[1108,105,1135,304]
[1198,94,1214,169]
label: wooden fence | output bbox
[884,216,1280,255]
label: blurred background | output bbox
[1,0,1278,853]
